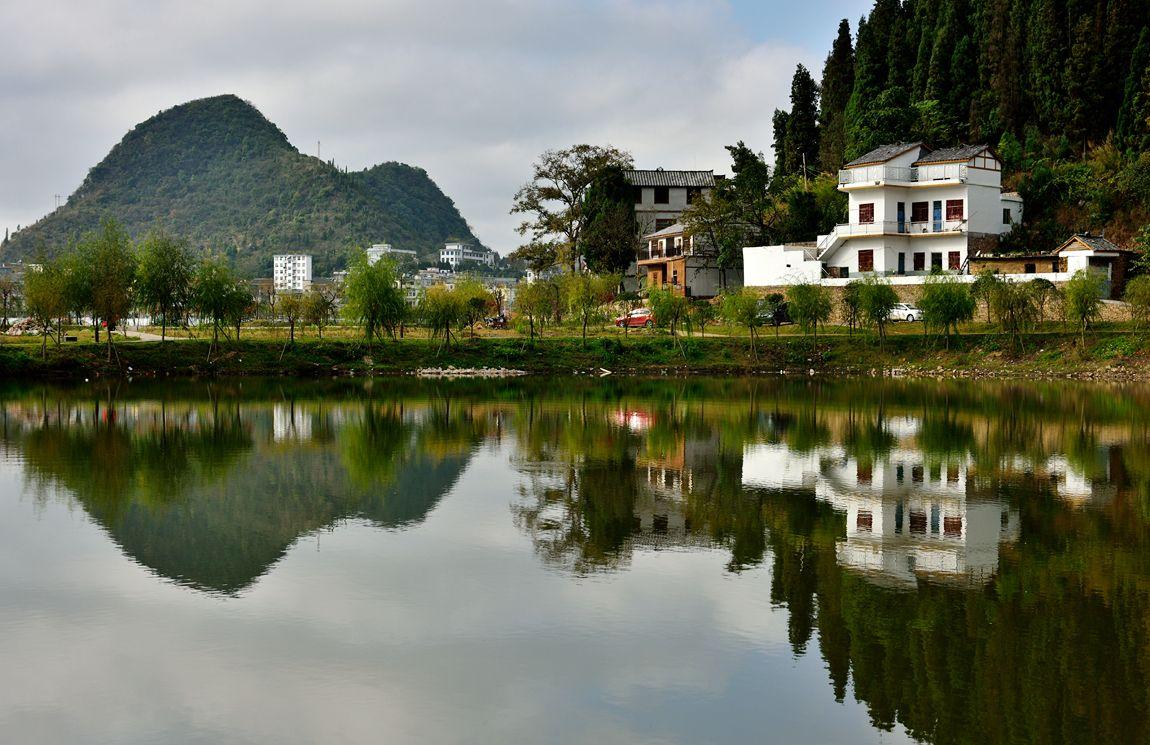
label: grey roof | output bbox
[844,142,925,168]
[643,222,685,239]
[625,169,716,188]
[914,145,991,164]
[1059,234,1126,253]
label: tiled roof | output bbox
[1059,234,1126,253]
[914,145,990,164]
[643,222,685,239]
[624,170,716,188]
[844,142,925,168]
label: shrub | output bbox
[1124,275,1150,331]
[1063,269,1106,346]
[858,276,898,346]
[719,289,763,355]
[991,280,1040,354]
[919,275,975,347]
[842,281,863,335]
[786,282,833,339]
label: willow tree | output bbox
[341,253,406,349]
[136,230,194,341]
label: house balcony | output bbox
[816,219,966,254]
[837,164,968,187]
[639,245,685,263]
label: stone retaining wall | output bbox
[750,283,1131,324]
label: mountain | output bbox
[0,95,484,276]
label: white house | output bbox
[273,254,312,293]
[625,169,719,236]
[366,243,417,264]
[745,143,1023,286]
[440,241,495,268]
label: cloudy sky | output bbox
[1,0,871,254]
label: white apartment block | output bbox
[744,143,1023,287]
[439,242,495,268]
[366,243,417,264]
[625,169,718,236]
[273,254,312,293]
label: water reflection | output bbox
[1,378,1149,744]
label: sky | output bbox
[0,0,873,255]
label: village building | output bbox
[440,241,496,268]
[624,169,719,236]
[638,222,740,298]
[366,243,417,264]
[744,143,1022,286]
[968,233,1135,299]
[273,254,312,293]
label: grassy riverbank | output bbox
[2,329,1149,380]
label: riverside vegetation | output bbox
[3,219,1150,380]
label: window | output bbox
[946,199,964,221]
[671,268,679,285]
[948,251,961,270]
[686,188,700,205]
[909,510,927,534]
[655,218,675,231]
[1003,207,1012,225]
[858,249,874,273]
[1024,263,1036,274]
[913,252,925,271]
[931,252,943,271]
[944,517,962,538]
[911,201,929,223]
[856,511,873,532]
[858,203,875,224]
[654,186,670,204]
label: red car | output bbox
[615,308,655,328]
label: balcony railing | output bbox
[836,219,964,237]
[837,164,968,187]
[817,220,966,252]
[642,245,685,261]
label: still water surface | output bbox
[1,378,1148,744]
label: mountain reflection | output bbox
[2,378,1150,743]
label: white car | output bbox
[890,303,922,322]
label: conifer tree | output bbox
[784,65,820,179]
[1117,28,1150,149]
[818,20,854,172]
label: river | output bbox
[0,377,1146,744]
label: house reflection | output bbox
[744,435,1021,589]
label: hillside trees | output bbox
[818,20,855,172]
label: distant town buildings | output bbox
[367,243,417,264]
[273,254,312,293]
[440,241,495,268]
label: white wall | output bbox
[743,245,823,286]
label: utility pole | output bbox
[802,154,808,189]
[317,140,321,160]
[54,194,61,210]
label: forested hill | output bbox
[0,95,483,276]
[772,0,1150,252]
